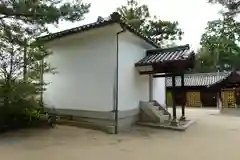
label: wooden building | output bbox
[166,71,240,108]
[40,12,195,132]
[136,44,195,125]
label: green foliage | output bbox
[0,79,46,131]
[117,0,149,29]
[144,17,183,45]
[0,0,90,25]
[0,93,44,131]
[117,0,183,46]
[194,48,217,73]
[195,13,240,72]
[209,0,240,14]
[24,108,42,123]
[0,0,90,131]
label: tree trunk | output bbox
[3,77,10,107]
[23,39,27,81]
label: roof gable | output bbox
[39,12,159,48]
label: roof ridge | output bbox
[147,44,190,54]
[38,12,160,48]
[166,71,231,78]
[186,72,229,76]
[39,19,111,40]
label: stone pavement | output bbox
[0,108,239,160]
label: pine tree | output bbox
[209,0,240,14]
[195,13,240,72]
[117,0,183,46]
[0,0,90,127]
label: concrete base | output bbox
[44,108,139,134]
[179,116,186,121]
[170,119,179,126]
[136,120,195,131]
[220,108,240,116]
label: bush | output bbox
[0,98,47,132]
[0,80,48,132]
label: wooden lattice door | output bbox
[222,90,236,108]
[186,92,202,107]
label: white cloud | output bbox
[48,0,223,50]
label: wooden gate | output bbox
[200,91,217,107]
[222,90,236,108]
[186,92,202,107]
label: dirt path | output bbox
[0,108,240,160]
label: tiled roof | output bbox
[166,72,231,87]
[135,45,193,66]
[38,12,159,48]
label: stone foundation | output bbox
[44,108,139,134]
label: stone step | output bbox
[154,108,167,115]
[139,101,171,123]
[159,114,171,123]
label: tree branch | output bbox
[228,1,240,10]
[0,15,8,19]
[0,5,59,21]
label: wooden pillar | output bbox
[217,90,223,110]
[234,88,237,108]
[180,73,186,121]
[149,74,153,101]
[171,75,178,126]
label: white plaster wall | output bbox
[118,31,155,111]
[43,25,118,111]
[153,78,166,106]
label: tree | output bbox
[117,0,183,46]
[194,48,216,73]
[0,0,90,128]
[196,13,240,72]
[0,0,90,22]
[209,0,240,14]
[117,0,150,29]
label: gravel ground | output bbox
[0,108,240,160]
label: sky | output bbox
[49,0,223,50]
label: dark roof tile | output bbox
[166,72,231,87]
[135,44,193,66]
[38,12,159,48]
